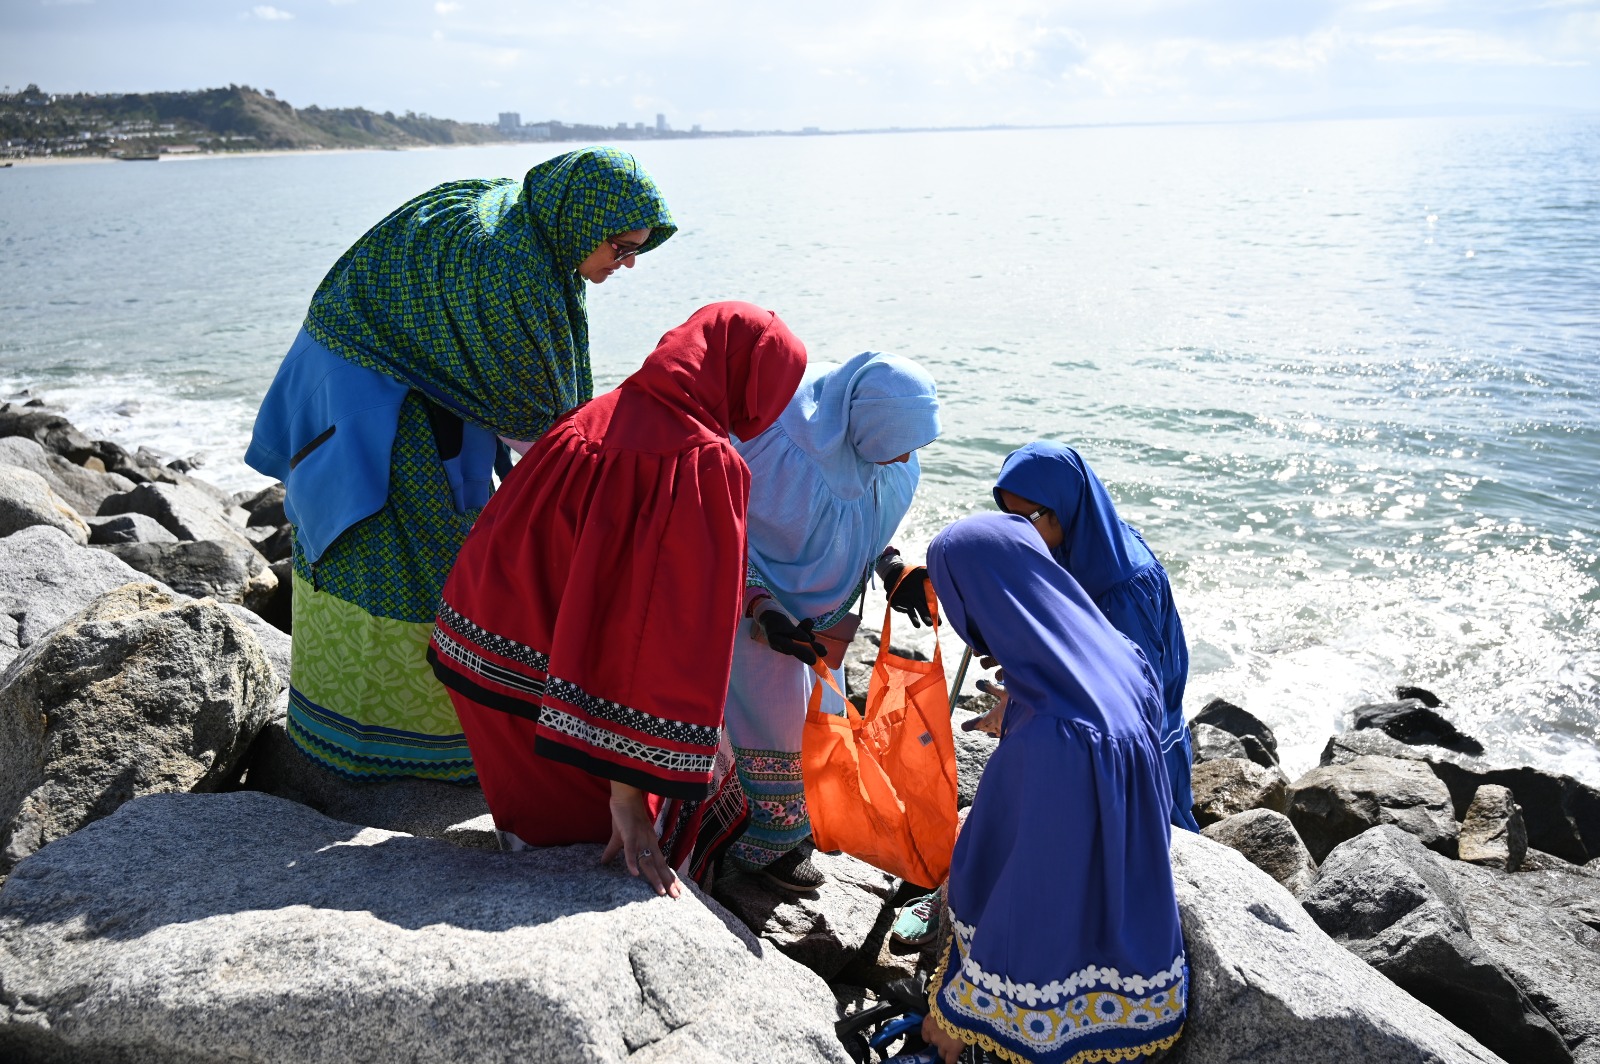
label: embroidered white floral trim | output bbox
[950,917,1186,1007]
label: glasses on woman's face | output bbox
[609,240,644,262]
[1024,507,1051,524]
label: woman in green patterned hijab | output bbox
[247,146,676,784]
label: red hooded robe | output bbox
[429,302,807,865]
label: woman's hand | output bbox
[876,547,933,627]
[963,676,1009,738]
[601,780,681,899]
[887,567,934,627]
[920,1013,965,1064]
[755,607,827,665]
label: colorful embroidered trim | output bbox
[926,912,1186,1064]
[728,745,809,870]
[431,602,719,792]
[538,705,716,776]
[286,687,476,782]
[436,600,550,672]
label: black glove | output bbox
[756,608,826,665]
[888,567,933,627]
[876,548,933,628]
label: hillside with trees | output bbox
[0,84,505,159]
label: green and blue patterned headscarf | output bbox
[304,147,676,441]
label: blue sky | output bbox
[4,0,1597,129]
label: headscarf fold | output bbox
[305,147,675,441]
[927,512,1163,738]
[736,351,940,622]
[993,441,1154,599]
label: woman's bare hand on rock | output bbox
[601,781,681,899]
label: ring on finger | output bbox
[638,848,653,859]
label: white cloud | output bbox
[14,0,1600,128]
[1364,26,1581,65]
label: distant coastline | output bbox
[8,82,1586,165]
[1,83,813,163]
[2,143,477,169]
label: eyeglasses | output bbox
[1024,507,1051,524]
[609,240,644,262]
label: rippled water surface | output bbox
[2,116,1596,781]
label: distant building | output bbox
[656,113,667,133]
[691,124,702,134]
[802,126,820,134]
[497,112,521,133]
[617,121,628,130]
[634,122,644,133]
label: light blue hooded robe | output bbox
[724,351,941,870]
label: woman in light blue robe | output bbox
[922,512,1186,1064]
[994,441,1199,831]
[722,351,941,889]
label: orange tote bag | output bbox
[801,569,959,888]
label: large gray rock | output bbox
[0,465,88,545]
[86,511,180,545]
[1354,699,1485,756]
[1429,762,1600,867]
[0,791,850,1064]
[1200,808,1318,896]
[1168,829,1502,1063]
[0,436,135,517]
[0,525,176,670]
[1190,757,1289,827]
[256,523,295,564]
[1520,848,1600,879]
[1301,826,1568,1064]
[1190,697,1280,767]
[222,604,291,692]
[1322,732,1600,865]
[1322,727,1456,766]
[103,537,277,609]
[0,402,96,464]
[244,718,491,843]
[1458,784,1527,872]
[712,851,898,980]
[237,481,287,526]
[1440,856,1600,1064]
[1287,755,1459,862]
[97,479,258,553]
[1190,721,1247,763]
[0,584,277,873]
[1318,723,1446,764]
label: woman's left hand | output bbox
[601,781,681,899]
[964,677,1009,737]
[920,1013,964,1064]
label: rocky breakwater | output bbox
[0,401,1593,1063]
[1187,693,1600,1064]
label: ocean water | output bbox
[2,117,1596,784]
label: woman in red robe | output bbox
[429,302,808,897]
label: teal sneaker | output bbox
[891,891,941,946]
